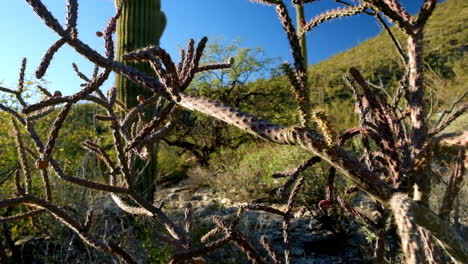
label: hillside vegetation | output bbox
[307,0,467,129]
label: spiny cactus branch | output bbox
[302,4,368,35]
[120,94,160,130]
[261,236,284,264]
[292,0,318,4]
[129,193,188,246]
[389,193,427,264]
[213,216,265,264]
[103,4,122,60]
[197,58,234,73]
[36,85,52,97]
[65,0,78,36]
[42,103,72,158]
[27,106,55,122]
[244,204,288,217]
[36,38,67,79]
[11,118,32,193]
[362,0,412,34]
[81,140,114,172]
[406,32,427,154]
[39,169,52,201]
[0,104,25,125]
[17,58,27,93]
[179,92,393,201]
[25,194,137,264]
[280,62,311,126]
[125,102,175,150]
[337,195,377,228]
[439,148,465,221]
[390,193,468,264]
[417,0,438,27]
[273,156,321,196]
[172,235,231,261]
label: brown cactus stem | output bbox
[178,93,393,203]
[407,30,427,154]
[389,193,429,264]
[390,193,468,264]
[407,30,430,203]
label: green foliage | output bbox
[157,143,191,183]
[164,39,291,166]
[188,142,327,202]
[0,102,108,202]
[134,217,173,264]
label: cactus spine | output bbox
[115,0,166,202]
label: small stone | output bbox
[35,159,49,169]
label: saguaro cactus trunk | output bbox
[295,3,307,67]
[115,0,166,202]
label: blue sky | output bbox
[0,0,427,95]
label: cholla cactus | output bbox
[313,109,335,147]
[302,4,368,35]
[2,0,467,264]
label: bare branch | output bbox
[261,236,284,264]
[439,148,465,221]
[273,156,321,196]
[0,209,44,224]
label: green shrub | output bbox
[187,142,329,203]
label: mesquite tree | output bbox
[0,0,466,264]
[114,0,167,202]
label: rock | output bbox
[152,183,371,264]
[220,198,230,205]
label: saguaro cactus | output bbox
[295,3,307,67]
[115,0,166,202]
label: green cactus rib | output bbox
[115,0,166,109]
[114,0,166,202]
